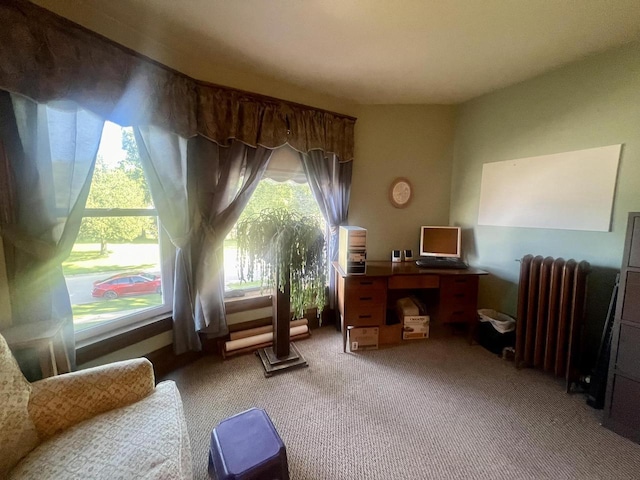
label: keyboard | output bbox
[415,257,468,270]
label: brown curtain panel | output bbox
[0,0,355,162]
[190,138,273,345]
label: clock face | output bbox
[389,178,412,208]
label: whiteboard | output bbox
[478,145,621,232]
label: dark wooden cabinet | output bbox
[604,212,640,443]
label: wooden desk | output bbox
[333,261,488,352]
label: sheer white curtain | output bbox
[133,125,197,354]
[0,92,104,377]
[263,145,307,183]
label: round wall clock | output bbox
[389,177,413,208]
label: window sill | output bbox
[75,294,273,364]
[75,314,173,365]
[224,292,272,314]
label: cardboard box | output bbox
[402,316,430,340]
[396,297,420,317]
[348,327,379,351]
[379,323,402,345]
[397,297,430,340]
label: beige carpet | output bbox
[166,326,640,479]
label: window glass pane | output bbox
[65,217,162,332]
[87,123,152,210]
[224,177,325,296]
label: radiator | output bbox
[515,255,591,391]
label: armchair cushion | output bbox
[10,381,192,479]
[28,358,155,440]
[0,334,39,477]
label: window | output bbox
[64,122,173,340]
[224,146,325,298]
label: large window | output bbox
[224,147,325,297]
[64,122,172,340]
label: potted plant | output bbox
[236,208,327,376]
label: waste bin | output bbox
[477,309,516,355]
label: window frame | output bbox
[71,207,174,343]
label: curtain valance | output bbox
[196,85,354,162]
[0,0,355,161]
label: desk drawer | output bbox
[438,304,478,324]
[388,275,439,290]
[345,277,386,291]
[439,276,479,302]
[440,275,478,291]
[616,323,640,377]
[345,277,387,307]
[621,271,640,323]
[345,288,386,307]
[608,375,640,439]
[345,305,385,327]
[440,290,478,306]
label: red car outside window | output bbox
[91,273,161,299]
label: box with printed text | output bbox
[348,327,379,352]
[402,315,430,340]
[396,297,430,340]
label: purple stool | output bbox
[209,408,289,480]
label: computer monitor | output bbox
[419,226,461,258]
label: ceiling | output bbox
[39,0,640,104]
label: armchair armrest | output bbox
[28,358,155,440]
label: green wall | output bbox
[351,105,456,260]
[450,42,640,364]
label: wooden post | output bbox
[258,265,307,376]
[272,266,291,358]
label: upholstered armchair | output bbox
[0,333,192,479]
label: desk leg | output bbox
[467,316,479,345]
[341,316,347,353]
[334,268,341,332]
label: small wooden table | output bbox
[2,320,71,377]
